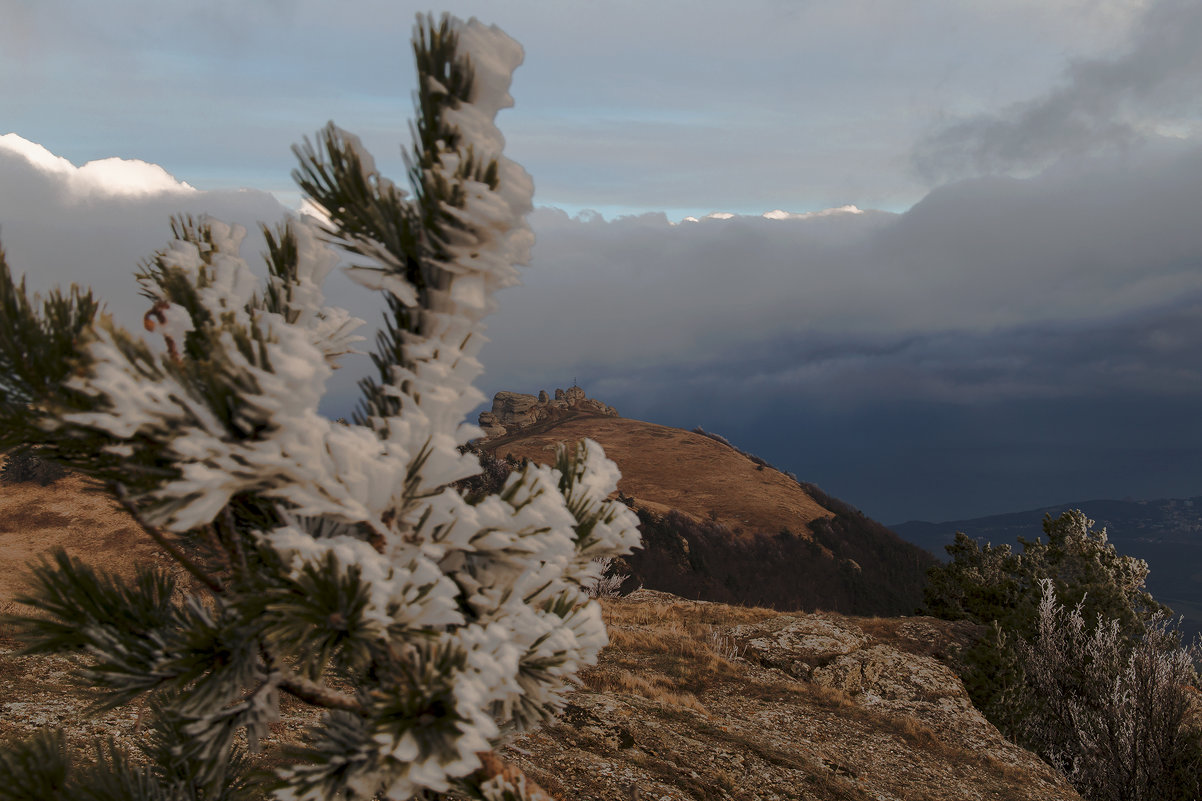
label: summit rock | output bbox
[478,386,618,437]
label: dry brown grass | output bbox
[594,595,1038,795]
[0,600,22,647]
[603,596,778,628]
[736,671,859,715]
[0,473,164,605]
[580,667,709,715]
[586,597,777,703]
[483,415,833,536]
[678,715,880,801]
[878,711,1035,785]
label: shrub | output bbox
[1009,581,1202,801]
[925,512,1201,800]
[0,449,66,486]
[924,510,1165,637]
[582,557,631,599]
[453,444,519,503]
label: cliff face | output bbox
[478,386,618,438]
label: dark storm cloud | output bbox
[577,297,1202,409]
[913,0,1202,181]
[551,307,1202,524]
[473,140,1202,522]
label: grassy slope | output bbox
[484,415,935,616]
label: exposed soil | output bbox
[0,466,166,605]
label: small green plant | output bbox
[0,449,67,486]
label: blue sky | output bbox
[3,0,1202,524]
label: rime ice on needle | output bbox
[35,14,639,801]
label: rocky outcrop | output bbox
[478,386,618,438]
[728,613,1009,754]
[499,590,1081,801]
[1,584,1079,801]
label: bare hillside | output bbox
[484,414,833,537]
[482,411,934,616]
[0,462,165,603]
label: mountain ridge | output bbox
[477,395,935,617]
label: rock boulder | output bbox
[478,386,618,438]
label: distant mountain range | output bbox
[892,498,1202,639]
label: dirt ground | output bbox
[0,468,166,608]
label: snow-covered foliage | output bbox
[1012,580,1201,801]
[582,557,630,599]
[0,14,639,801]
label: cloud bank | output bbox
[484,140,1202,398]
[0,134,198,198]
[0,135,384,416]
[4,135,1202,522]
[0,133,285,319]
[479,139,1202,521]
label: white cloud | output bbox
[0,134,196,198]
[0,136,387,417]
[761,206,864,221]
[481,139,1202,404]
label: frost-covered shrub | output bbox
[0,14,638,801]
[924,510,1170,732]
[582,557,629,599]
[1010,580,1202,801]
[453,445,520,503]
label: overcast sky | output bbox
[3,0,1202,525]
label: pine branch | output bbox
[468,752,559,801]
[214,505,250,582]
[3,15,642,801]
[112,483,224,595]
[277,675,364,715]
[0,729,71,801]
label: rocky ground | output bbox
[1,586,1080,800]
[496,590,1079,801]
[0,459,1077,799]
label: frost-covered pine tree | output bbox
[0,14,639,801]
